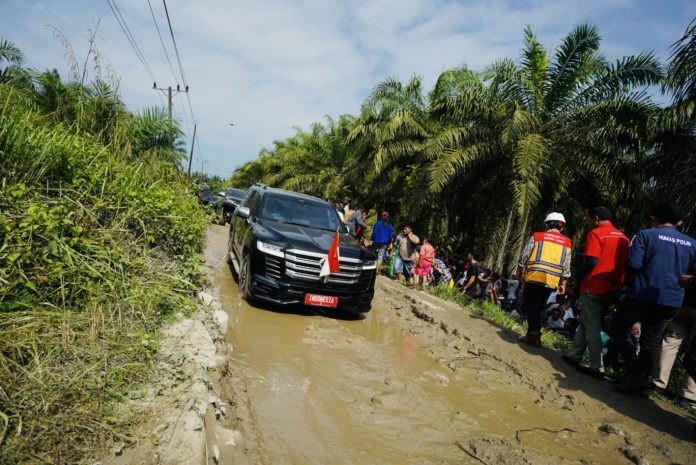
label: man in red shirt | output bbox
[563,207,629,378]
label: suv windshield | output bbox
[261,195,342,231]
[226,188,246,199]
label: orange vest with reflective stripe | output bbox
[524,231,572,288]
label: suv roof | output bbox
[252,183,327,205]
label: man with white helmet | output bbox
[516,212,573,347]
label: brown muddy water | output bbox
[205,225,696,465]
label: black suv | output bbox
[226,184,376,313]
[215,187,247,224]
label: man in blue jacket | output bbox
[370,211,394,271]
[612,201,696,393]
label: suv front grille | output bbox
[265,255,282,279]
[285,249,364,284]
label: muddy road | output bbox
[204,225,696,465]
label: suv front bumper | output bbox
[248,272,375,313]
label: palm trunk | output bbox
[508,209,530,274]
[495,208,514,273]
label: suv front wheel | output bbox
[238,253,252,301]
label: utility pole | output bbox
[187,124,197,178]
[153,82,188,147]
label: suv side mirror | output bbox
[344,225,350,234]
[236,206,251,218]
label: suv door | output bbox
[231,189,262,258]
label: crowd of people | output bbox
[334,200,696,411]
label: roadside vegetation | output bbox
[0,35,207,463]
[228,21,696,266]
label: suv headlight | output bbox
[362,259,377,270]
[257,241,285,258]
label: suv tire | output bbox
[226,237,239,282]
[238,253,252,301]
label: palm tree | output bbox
[649,18,696,231]
[0,37,30,88]
[256,115,354,199]
[427,24,662,267]
[127,106,185,165]
[347,76,431,218]
[666,18,696,107]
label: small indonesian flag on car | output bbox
[319,231,341,278]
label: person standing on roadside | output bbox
[370,211,394,271]
[517,212,572,348]
[347,205,368,240]
[612,201,696,393]
[413,238,435,290]
[651,283,696,409]
[562,207,629,379]
[198,180,211,204]
[334,202,345,222]
[391,225,420,284]
[460,251,481,297]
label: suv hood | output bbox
[255,220,374,260]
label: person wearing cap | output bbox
[611,200,696,393]
[516,212,573,347]
[370,211,395,271]
[562,207,629,379]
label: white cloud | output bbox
[1,0,694,176]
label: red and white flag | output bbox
[319,231,341,278]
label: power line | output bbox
[162,0,197,124]
[147,0,179,86]
[178,92,192,133]
[161,0,202,175]
[162,0,188,91]
[105,0,158,83]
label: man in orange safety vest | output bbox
[516,212,572,348]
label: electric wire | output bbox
[162,0,188,85]
[162,0,197,124]
[147,0,180,86]
[105,0,158,83]
[106,0,197,170]
[161,0,203,172]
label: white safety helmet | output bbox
[544,212,566,225]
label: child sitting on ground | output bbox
[546,309,565,330]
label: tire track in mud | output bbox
[377,279,696,465]
[381,284,574,406]
[205,225,694,464]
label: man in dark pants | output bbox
[563,207,629,379]
[517,212,573,348]
[611,201,696,393]
[682,274,696,383]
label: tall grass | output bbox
[0,83,208,463]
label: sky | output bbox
[2,0,695,177]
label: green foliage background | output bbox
[0,36,208,463]
[229,22,696,273]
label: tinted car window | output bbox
[261,195,342,231]
[225,188,246,199]
[245,190,262,216]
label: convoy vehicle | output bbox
[226,184,376,313]
[214,187,246,224]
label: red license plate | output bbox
[304,294,338,308]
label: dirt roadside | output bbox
[103,225,696,465]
